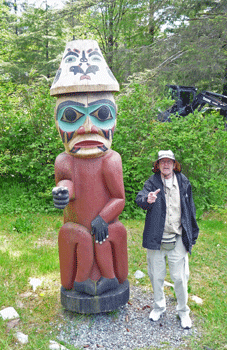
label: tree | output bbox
[57,0,98,40]
[139,0,227,94]
[79,0,176,82]
[1,1,66,83]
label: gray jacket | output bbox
[135,172,199,254]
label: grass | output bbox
[0,180,226,349]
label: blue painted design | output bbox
[57,100,116,133]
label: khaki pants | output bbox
[147,235,190,318]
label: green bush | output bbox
[114,83,227,218]
[0,80,226,218]
[0,80,63,187]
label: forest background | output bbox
[0,0,227,218]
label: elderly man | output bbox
[135,150,199,329]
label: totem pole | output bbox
[50,40,129,313]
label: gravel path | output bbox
[56,285,199,350]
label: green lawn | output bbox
[0,208,226,349]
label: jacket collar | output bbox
[153,172,187,197]
[153,173,165,200]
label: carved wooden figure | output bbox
[50,40,129,313]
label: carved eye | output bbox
[90,106,113,121]
[61,107,84,123]
[65,56,77,63]
[90,56,101,62]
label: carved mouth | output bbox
[71,140,104,151]
[80,75,91,80]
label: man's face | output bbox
[55,92,116,158]
[159,158,174,178]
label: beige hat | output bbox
[153,150,181,173]
[50,39,119,96]
[158,150,175,161]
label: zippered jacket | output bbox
[135,172,199,254]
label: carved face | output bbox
[55,92,117,158]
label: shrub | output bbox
[1,80,226,218]
[114,83,227,218]
[0,80,63,189]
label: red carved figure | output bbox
[50,41,128,302]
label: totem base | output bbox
[60,279,130,314]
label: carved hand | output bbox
[52,186,69,209]
[91,215,109,244]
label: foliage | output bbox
[84,0,160,69]
[0,177,57,215]
[0,79,226,217]
[113,82,157,218]
[0,79,63,194]
[114,81,227,218]
[1,0,227,95]
[0,1,66,84]
[149,0,227,94]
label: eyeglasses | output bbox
[159,159,173,165]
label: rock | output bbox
[0,307,20,320]
[49,340,69,349]
[29,277,42,291]
[191,295,203,304]
[16,332,28,344]
[134,270,145,279]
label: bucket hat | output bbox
[153,150,181,173]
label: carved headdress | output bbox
[50,40,119,96]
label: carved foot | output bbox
[74,279,96,296]
[74,277,119,296]
[96,277,119,295]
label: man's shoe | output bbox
[149,308,166,321]
[180,314,192,329]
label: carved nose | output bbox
[91,125,99,134]
[80,50,88,63]
[77,126,86,135]
[77,116,99,134]
[77,125,99,134]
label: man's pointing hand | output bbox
[147,189,161,204]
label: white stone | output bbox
[49,340,69,350]
[134,270,145,279]
[0,307,20,320]
[164,281,174,287]
[29,277,42,291]
[16,332,28,344]
[191,295,203,304]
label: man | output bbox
[135,150,199,329]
